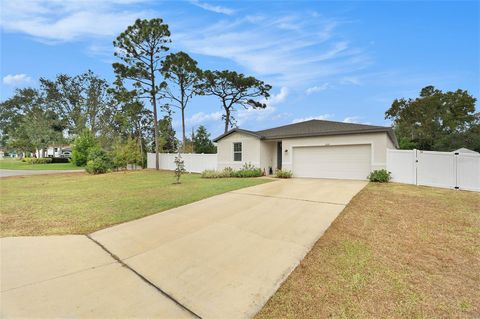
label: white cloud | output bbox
[306,83,329,95]
[175,14,370,88]
[189,0,235,15]
[0,0,152,42]
[343,116,370,124]
[235,86,289,126]
[292,114,334,123]
[263,86,288,106]
[340,76,361,86]
[2,74,32,85]
[187,111,223,126]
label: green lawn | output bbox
[0,159,82,170]
[0,170,270,237]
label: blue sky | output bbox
[1,0,478,138]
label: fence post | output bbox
[454,152,459,190]
[413,149,418,185]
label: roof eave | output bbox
[262,128,397,142]
[213,128,262,142]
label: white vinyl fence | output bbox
[147,153,217,173]
[387,149,480,192]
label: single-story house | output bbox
[213,119,398,180]
[36,145,72,158]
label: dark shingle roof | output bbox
[214,119,398,147]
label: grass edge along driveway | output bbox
[256,183,480,319]
[0,159,82,170]
[0,170,271,237]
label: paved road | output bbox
[1,178,367,319]
[0,169,84,178]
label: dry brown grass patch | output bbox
[256,183,480,319]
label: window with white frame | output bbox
[233,142,242,161]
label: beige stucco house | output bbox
[213,119,398,180]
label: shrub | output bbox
[22,157,52,164]
[71,130,98,167]
[50,157,70,163]
[221,167,235,177]
[201,167,235,178]
[111,138,143,170]
[85,147,111,175]
[201,165,262,178]
[201,170,220,178]
[234,163,262,178]
[368,169,392,183]
[275,169,293,178]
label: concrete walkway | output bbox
[1,178,367,319]
[0,169,83,178]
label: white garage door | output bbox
[292,144,371,180]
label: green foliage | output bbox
[21,157,52,164]
[112,18,171,100]
[386,86,479,151]
[113,19,172,166]
[398,136,418,150]
[158,115,178,152]
[193,125,216,154]
[40,70,111,136]
[1,88,64,153]
[367,169,392,183]
[275,169,293,178]
[235,162,262,177]
[201,167,236,178]
[174,153,186,183]
[201,164,262,178]
[71,130,98,166]
[196,70,272,133]
[161,52,201,148]
[201,170,222,178]
[111,138,143,170]
[85,147,111,174]
[222,167,235,177]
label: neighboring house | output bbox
[36,146,72,158]
[454,148,479,155]
[214,119,398,180]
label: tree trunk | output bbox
[138,126,144,169]
[150,53,159,170]
[181,107,186,152]
[180,85,186,153]
[152,97,160,170]
[224,109,230,133]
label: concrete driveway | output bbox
[0,169,83,178]
[1,178,367,319]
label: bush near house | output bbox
[275,169,293,178]
[235,163,263,177]
[201,163,263,178]
[21,157,52,164]
[201,168,233,178]
[367,169,392,182]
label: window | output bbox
[233,142,242,161]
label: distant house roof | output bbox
[454,148,479,154]
[214,119,398,147]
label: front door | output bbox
[277,141,282,170]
